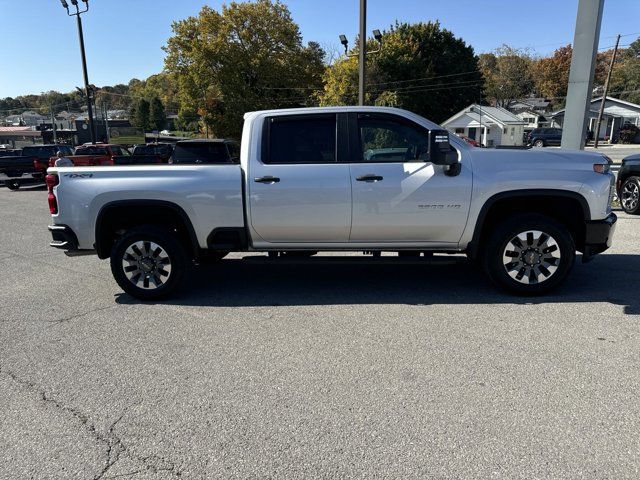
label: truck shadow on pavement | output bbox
[116,254,640,315]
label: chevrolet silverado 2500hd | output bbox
[46,107,617,299]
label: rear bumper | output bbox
[582,213,617,262]
[49,224,78,250]
[48,225,95,256]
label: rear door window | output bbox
[264,115,336,164]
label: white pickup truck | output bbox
[46,106,617,299]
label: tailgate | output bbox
[0,157,36,175]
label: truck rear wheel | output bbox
[110,225,187,300]
[483,214,575,295]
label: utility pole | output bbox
[50,105,58,144]
[103,102,110,143]
[339,2,382,107]
[358,0,367,106]
[60,0,96,144]
[594,34,621,148]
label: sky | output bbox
[1,0,639,98]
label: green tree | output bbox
[479,45,535,107]
[318,22,483,123]
[131,98,150,132]
[163,0,325,138]
[149,96,166,131]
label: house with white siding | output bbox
[551,96,640,141]
[441,104,527,147]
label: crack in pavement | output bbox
[48,305,120,324]
[0,366,183,479]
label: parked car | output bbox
[48,143,166,167]
[132,143,174,162]
[46,106,617,299]
[169,139,240,164]
[459,135,482,147]
[616,153,640,215]
[527,128,563,147]
[1,144,73,190]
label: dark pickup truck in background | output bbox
[169,139,240,164]
[1,144,73,190]
[132,143,174,162]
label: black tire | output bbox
[5,180,20,190]
[110,225,187,300]
[482,214,575,295]
[620,176,640,215]
[533,139,545,148]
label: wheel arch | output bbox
[95,200,200,260]
[467,189,591,259]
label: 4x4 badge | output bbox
[63,173,93,179]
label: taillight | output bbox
[46,174,59,214]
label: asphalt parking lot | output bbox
[1,186,639,479]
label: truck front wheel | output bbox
[110,225,187,300]
[483,215,575,295]
[620,176,640,214]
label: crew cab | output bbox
[1,144,73,190]
[46,106,617,299]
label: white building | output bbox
[515,109,550,132]
[441,104,527,147]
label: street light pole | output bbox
[60,0,96,144]
[358,0,366,106]
[339,1,382,107]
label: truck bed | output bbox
[0,156,36,178]
[49,164,244,250]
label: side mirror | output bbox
[428,129,458,166]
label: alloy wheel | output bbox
[502,230,560,285]
[621,181,639,212]
[122,240,172,289]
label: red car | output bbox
[48,143,165,167]
[458,135,482,147]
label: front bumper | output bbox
[582,213,617,262]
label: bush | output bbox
[619,124,640,144]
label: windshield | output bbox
[110,146,130,156]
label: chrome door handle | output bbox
[356,174,383,182]
[254,176,280,184]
